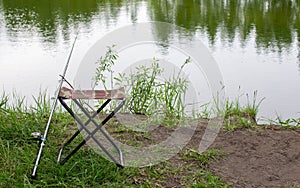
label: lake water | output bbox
[0,0,300,122]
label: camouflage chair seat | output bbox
[58,86,126,100]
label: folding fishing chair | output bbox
[56,84,126,167]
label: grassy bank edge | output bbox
[0,93,299,187]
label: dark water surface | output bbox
[0,0,300,121]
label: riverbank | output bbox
[1,96,300,187]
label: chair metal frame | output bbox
[56,86,125,167]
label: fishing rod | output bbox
[31,34,78,179]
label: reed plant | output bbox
[94,47,191,121]
[125,59,163,115]
[162,57,190,118]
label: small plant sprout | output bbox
[245,90,265,120]
[162,57,190,118]
[94,45,118,90]
[274,115,300,127]
[0,92,9,114]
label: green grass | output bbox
[223,91,264,131]
[182,148,224,168]
[1,87,298,186]
[272,116,300,127]
[181,149,229,188]
[0,94,231,187]
[222,90,300,130]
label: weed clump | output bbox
[94,46,191,122]
[224,90,264,130]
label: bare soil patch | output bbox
[208,126,300,187]
[107,115,300,187]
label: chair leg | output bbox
[59,140,86,165]
[58,97,111,148]
[57,98,111,163]
[57,97,125,166]
[72,99,125,166]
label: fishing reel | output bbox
[31,132,42,140]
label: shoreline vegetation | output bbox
[1,89,300,127]
[1,48,299,187]
[0,91,299,187]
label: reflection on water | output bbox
[1,0,300,52]
[1,0,128,43]
[149,0,300,58]
[0,0,300,120]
